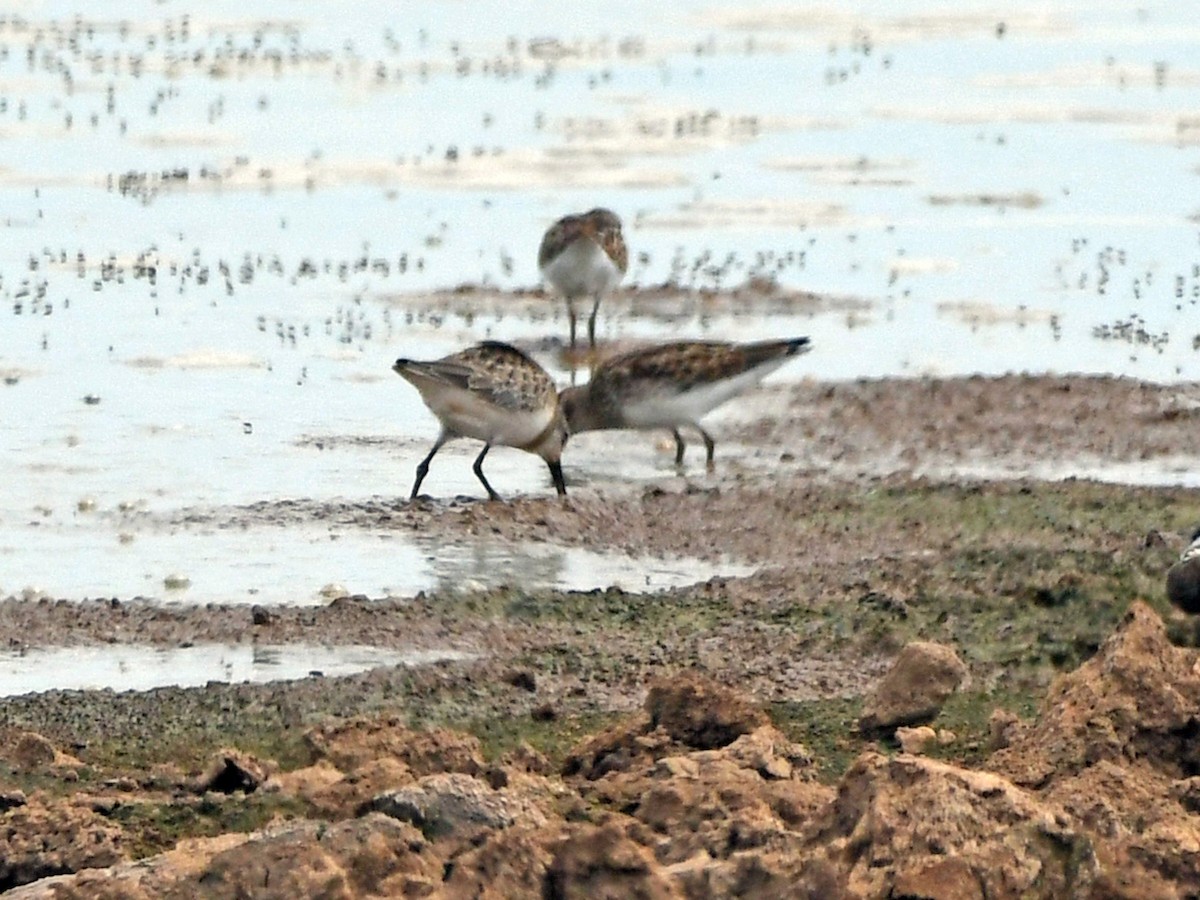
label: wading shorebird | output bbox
[1167,527,1200,614]
[392,342,568,501]
[538,208,628,350]
[558,337,811,470]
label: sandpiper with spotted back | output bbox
[392,342,568,501]
[538,208,628,349]
[558,337,812,470]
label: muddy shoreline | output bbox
[2,371,1200,896]
[3,371,1199,705]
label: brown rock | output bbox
[1085,862,1187,900]
[709,725,814,781]
[858,640,968,733]
[991,601,1200,787]
[562,672,774,781]
[13,815,440,899]
[891,857,984,900]
[19,602,1200,899]
[307,757,414,819]
[986,708,1023,752]
[8,874,157,900]
[372,772,548,837]
[262,760,345,805]
[562,713,666,781]
[191,749,271,794]
[1048,759,1200,888]
[984,604,1200,890]
[442,823,566,899]
[11,732,56,771]
[799,751,1099,897]
[500,742,553,776]
[646,671,769,750]
[188,814,438,899]
[545,821,682,899]
[0,798,125,891]
[0,734,80,777]
[580,726,828,866]
[896,725,937,755]
[1170,775,1200,814]
[3,833,251,900]
[304,716,485,776]
[670,849,839,900]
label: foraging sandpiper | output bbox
[393,341,568,500]
[558,337,811,470]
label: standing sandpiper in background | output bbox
[559,337,812,471]
[392,342,569,501]
[538,208,628,350]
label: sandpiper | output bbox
[392,341,568,500]
[558,337,811,469]
[538,208,628,349]
[1167,527,1200,614]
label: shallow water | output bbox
[0,643,469,697]
[2,1,1199,616]
[1,520,754,605]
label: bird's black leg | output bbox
[587,295,601,348]
[411,435,447,499]
[547,459,567,496]
[473,444,503,501]
[672,428,687,468]
[567,311,578,349]
[697,424,716,471]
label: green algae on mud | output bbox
[110,794,313,862]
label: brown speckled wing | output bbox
[538,215,587,268]
[539,209,627,271]
[430,342,555,412]
[595,223,628,272]
[595,341,791,395]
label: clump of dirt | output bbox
[0,797,124,893]
[857,640,968,734]
[562,670,772,781]
[990,602,1200,889]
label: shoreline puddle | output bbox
[1,520,756,606]
[0,643,470,697]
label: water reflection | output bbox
[413,533,750,595]
[1,519,754,605]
